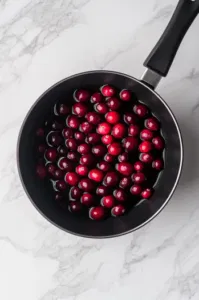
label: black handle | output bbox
[144,0,199,77]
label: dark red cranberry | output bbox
[67,115,80,129]
[74,131,85,142]
[101,195,115,208]
[56,180,67,191]
[103,172,119,187]
[91,92,103,104]
[74,89,90,102]
[130,185,142,195]
[96,186,110,196]
[47,163,56,174]
[54,169,64,179]
[92,145,107,157]
[117,162,134,176]
[58,104,70,115]
[128,124,140,137]
[69,201,83,213]
[152,159,164,170]
[51,120,63,130]
[36,165,47,179]
[134,161,144,172]
[101,85,115,97]
[36,128,44,137]
[47,132,62,147]
[104,153,114,163]
[80,122,93,133]
[65,172,79,185]
[80,154,95,166]
[67,151,79,162]
[108,142,122,156]
[132,172,146,184]
[72,103,88,117]
[101,134,113,145]
[62,128,73,138]
[76,165,89,176]
[105,111,120,124]
[55,192,63,202]
[58,158,73,171]
[58,146,67,155]
[134,104,148,117]
[86,112,101,125]
[124,113,137,124]
[89,206,105,220]
[118,152,129,162]
[95,103,109,114]
[79,178,95,191]
[97,122,111,135]
[140,129,154,140]
[113,189,127,202]
[139,141,153,153]
[145,117,159,131]
[81,193,95,206]
[107,97,121,110]
[112,123,126,139]
[89,169,104,182]
[152,136,165,150]
[38,144,46,153]
[65,138,77,151]
[141,188,153,199]
[77,143,90,154]
[120,89,131,101]
[119,177,131,189]
[86,133,101,145]
[97,161,111,172]
[122,137,138,151]
[140,153,153,163]
[70,186,82,200]
[111,205,125,216]
[45,148,57,161]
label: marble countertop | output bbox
[1,0,199,299]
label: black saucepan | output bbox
[17,0,199,238]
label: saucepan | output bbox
[17,0,199,238]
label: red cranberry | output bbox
[140,153,153,163]
[67,151,79,162]
[80,154,95,166]
[55,192,63,202]
[97,122,111,135]
[79,178,95,191]
[104,153,114,163]
[69,201,83,213]
[58,104,70,115]
[65,138,77,151]
[107,97,121,110]
[86,133,101,145]
[101,85,115,97]
[51,120,63,130]
[141,188,153,199]
[36,165,47,179]
[47,163,56,174]
[47,132,62,147]
[89,206,105,220]
[117,162,134,176]
[38,144,46,153]
[124,113,137,124]
[67,115,80,129]
[89,169,104,182]
[65,172,79,185]
[74,131,85,142]
[58,146,67,155]
[101,195,115,208]
[56,180,67,191]
[118,152,129,162]
[139,141,153,153]
[120,89,131,101]
[132,172,146,184]
[45,148,57,161]
[101,134,113,145]
[72,103,88,117]
[92,144,107,157]
[130,185,142,195]
[111,205,125,216]
[76,165,89,176]
[70,186,82,200]
[113,189,127,202]
[80,122,93,134]
[81,193,95,206]
[134,161,144,172]
[134,104,148,117]
[96,186,110,196]
[128,124,140,137]
[152,159,164,170]
[112,123,126,139]
[103,172,119,187]
[122,137,138,151]
[74,89,90,102]
[91,92,103,104]
[140,129,154,140]
[62,128,73,138]
[77,143,90,154]
[145,117,159,131]
[95,103,109,114]
[36,128,44,137]
[152,136,165,150]
[105,111,120,124]
[86,112,101,125]
[54,169,64,179]
[119,177,131,189]
[108,142,122,156]
[97,161,111,172]
[58,158,73,171]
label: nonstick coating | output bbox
[17,71,183,238]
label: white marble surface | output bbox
[1,0,199,299]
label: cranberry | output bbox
[47,132,62,147]
[130,185,142,195]
[112,123,126,139]
[36,128,44,137]
[95,103,109,114]
[81,193,95,206]
[105,111,120,124]
[141,188,153,199]
[80,122,93,134]
[89,169,104,182]
[96,186,110,196]
[65,172,79,185]
[67,115,80,129]
[91,92,103,104]
[117,162,133,176]
[134,104,148,117]
[38,144,46,153]
[101,84,115,97]
[58,146,67,155]
[132,172,146,184]
[45,148,57,161]
[118,152,129,162]
[58,104,70,115]
[140,153,153,163]
[140,129,154,140]
[47,163,56,174]
[36,165,47,179]
[107,97,121,110]
[80,154,95,166]
[56,180,67,191]
[62,128,73,138]
[124,113,137,124]
[152,136,165,150]
[53,169,64,179]
[77,143,90,154]
[55,192,63,202]
[122,137,138,151]
[108,142,122,156]
[86,133,101,145]
[67,151,79,162]
[120,89,131,101]
[134,161,144,172]
[86,112,101,125]
[72,103,88,117]
[69,201,83,213]
[79,178,95,192]
[145,117,159,131]
[111,205,125,216]
[89,206,105,220]
[101,134,113,145]
[104,153,114,163]
[70,186,82,200]
[128,124,140,137]
[92,145,106,157]
[152,159,164,170]
[97,161,111,172]
[51,120,63,130]
[103,172,119,187]
[74,89,90,102]
[74,131,85,142]
[76,165,89,176]
[119,177,131,189]
[65,138,77,151]
[101,195,115,208]
[114,189,127,202]
[58,158,73,171]
[139,141,153,153]
[97,122,111,135]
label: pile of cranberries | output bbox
[35,85,165,220]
